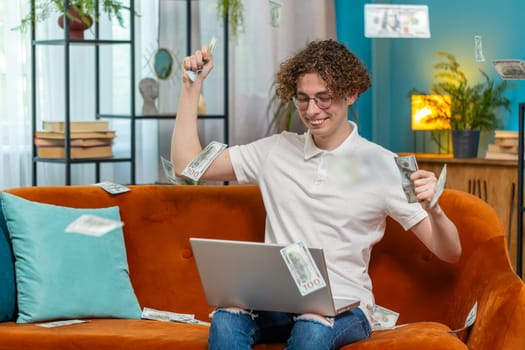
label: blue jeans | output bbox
[208,307,371,350]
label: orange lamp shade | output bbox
[411,94,451,130]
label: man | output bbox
[171,39,461,350]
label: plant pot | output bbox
[57,7,93,40]
[452,129,480,158]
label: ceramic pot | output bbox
[452,129,480,158]
[57,6,93,40]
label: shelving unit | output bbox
[31,0,229,186]
[31,0,136,185]
[135,0,230,178]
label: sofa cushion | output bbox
[0,319,466,350]
[0,319,213,350]
[0,192,142,323]
[0,203,16,321]
[345,322,467,349]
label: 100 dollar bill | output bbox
[65,214,123,237]
[372,304,400,331]
[280,241,326,296]
[182,141,227,181]
[161,156,178,184]
[394,155,418,203]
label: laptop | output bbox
[190,238,360,317]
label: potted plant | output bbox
[265,81,302,135]
[413,51,513,158]
[216,0,244,40]
[15,0,132,39]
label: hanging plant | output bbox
[14,0,134,33]
[216,0,244,40]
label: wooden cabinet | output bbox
[412,154,522,274]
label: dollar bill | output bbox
[430,164,447,208]
[208,36,217,55]
[371,304,400,331]
[269,0,283,28]
[93,181,131,195]
[364,4,430,38]
[141,307,210,326]
[449,301,477,334]
[464,301,477,328]
[280,241,326,296]
[65,214,123,237]
[161,156,178,184]
[394,155,419,203]
[493,59,525,80]
[187,36,218,82]
[36,319,88,328]
[141,307,194,322]
[182,141,227,181]
[474,35,485,62]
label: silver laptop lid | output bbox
[190,238,359,316]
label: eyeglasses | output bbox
[293,95,333,110]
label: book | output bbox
[487,143,518,154]
[35,138,113,147]
[35,130,116,140]
[36,145,113,159]
[494,138,519,147]
[42,120,109,132]
[494,130,518,138]
[484,151,518,160]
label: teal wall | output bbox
[335,0,525,152]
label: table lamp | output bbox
[411,94,451,130]
[411,94,451,153]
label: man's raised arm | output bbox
[170,46,236,182]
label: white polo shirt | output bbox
[229,121,427,321]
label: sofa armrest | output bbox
[447,237,525,350]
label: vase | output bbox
[57,7,93,40]
[451,129,480,158]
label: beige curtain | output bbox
[229,0,336,145]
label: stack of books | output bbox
[485,130,519,160]
[35,121,116,159]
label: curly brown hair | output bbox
[275,39,371,101]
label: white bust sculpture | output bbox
[139,77,159,115]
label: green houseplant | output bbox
[216,0,244,40]
[16,0,132,36]
[414,51,512,157]
[265,81,303,135]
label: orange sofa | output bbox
[0,185,523,349]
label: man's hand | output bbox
[410,169,437,210]
[182,45,214,83]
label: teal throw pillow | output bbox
[0,192,142,323]
[0,203,16,321]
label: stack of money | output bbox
[394,156,418,203]
[395,156,446,208]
